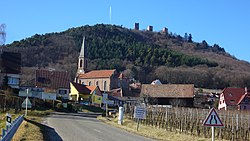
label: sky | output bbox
[1,0,250,62]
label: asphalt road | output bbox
[44,112,155,141]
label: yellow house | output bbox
[69,82,102,107]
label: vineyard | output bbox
[125,106,250,141]
[0,94,24,113]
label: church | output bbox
[75,37,129,96]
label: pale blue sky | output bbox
[1,0,250,62]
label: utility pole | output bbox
[0,24,6,53]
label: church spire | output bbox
[79,36,85,58]
[77,36,87,74]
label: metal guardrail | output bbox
[1,115,24,141]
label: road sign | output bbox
[203,108,223,127]
[134,106,146,119]
[102,93,114,105]
[22,97,32,108]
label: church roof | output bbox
[79,37,85,58]
[79,69,116,79]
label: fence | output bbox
[125,106,250,141]
[0,115,24,141]
[0,94,24,113]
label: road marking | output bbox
[93,129,102,133]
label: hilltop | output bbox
[3,24,250,89]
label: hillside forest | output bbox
[3,24,250,89]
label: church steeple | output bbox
[79,37,85,58]
[77,37,87,74]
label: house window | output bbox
[89,81,92,86]
[59,90,67,95]
[96,81,99,86]
[8,77,19,85]
[220,101,221,104]
[104,81,107,91]
[230,100,235,103]
[223,100,225,103]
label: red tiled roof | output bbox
[222,88,245,106]
[140,84,194,98]
[36,69,70,89]
[78,69,116,79]
[86,85,97,93]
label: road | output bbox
[44,112,155,141]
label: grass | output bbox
[12,117,44,141]
[0,109,20,129]
[9,109,54,141]
[78,104,104,113]
[98,115,228,141]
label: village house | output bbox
[218,87,250,110]
[193,88,221,109]
[74,37,129,96]
[35,69,70,100]
[0,52,21,89]
[140,83,194,107]
[69,82,102,107]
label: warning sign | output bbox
[22,97,32,108]
[203,108,223,127]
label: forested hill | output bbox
[4,24,250,89]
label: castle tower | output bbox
[77,37,87,74]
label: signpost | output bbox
[134,106,146,131]
[102,93,114,116]
[203,108,223,141]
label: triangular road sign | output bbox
[22,97,32,108]
[203,108,223,127]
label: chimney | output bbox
[245,87,248,94]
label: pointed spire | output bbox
[79,36,85,58]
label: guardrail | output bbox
[1,115,24,141]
